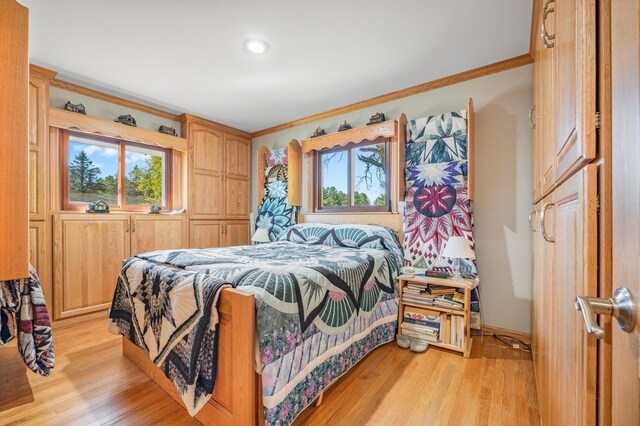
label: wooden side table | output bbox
[397,274,479,358]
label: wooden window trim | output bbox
[61,130,173,212]
[314,137,391,213]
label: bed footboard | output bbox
[122,288,261,425]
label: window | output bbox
[316,139,390,212]
[62,131,172,211]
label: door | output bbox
[552,0,597,182]
[223,222,251,247]
[130,215,187,255]
[542,165,597,425]
[53,214,130,319]
[190,124,225,219]
[610,0,640,421]
[189,221,222,249]
[224,135,251,219]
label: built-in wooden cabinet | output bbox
[531,1,600,425]
[189,221,250,249]
[53,214,187,319]
[53,215,130,319]
[182,115,251,222]
[130,214,188,255]
[28,69,50,221]
[0,0,29,281]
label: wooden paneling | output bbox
[189,221,222,249]
[130,215,187,255]
[548,165,597,425]
[0,0,29,280]
[28,71,49,221]
[49,107,188,152]
[192,126,224,174]
[553,0,597,182]
[225,179,250,219]
[53,214,130,320]
[610,0,640,421]
[187,124,224,220]
[223,222,250,247]
[191,173,224,219]
[224,135,251,219]
[287,140,303,206]
[28,221,50,309]
[252,54,533,138]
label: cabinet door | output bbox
[223,221,250,247]
[53,215,130,319]
[225,135,251,219]
[131,215,187,255]
[189,221,222,249]
[538,1,555,197]
[28,72,48,221]
[189,125,225,219]
[29,221,50,309]
[544,164,597,425]
[0,0,29,281]
[553,0,596,181]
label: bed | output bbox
[109,222,403,425]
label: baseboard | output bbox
[474,324,532,344]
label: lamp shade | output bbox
[252,227,271,243]
[441,236,475,259]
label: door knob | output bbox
[575,287,636,338]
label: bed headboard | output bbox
[298,213,403,241]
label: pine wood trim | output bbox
[467,98,475,200]
[530,0,541,59]
[251,54,533,138]
[49,107,188,151]
[287,139,303,206]
[50,78,181,122]
[301,120,396,154]
[29,64,57,81]
[180,113,252,139]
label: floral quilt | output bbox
[111,224,402,425]
[256,162,298,241]
[404,110,477,277]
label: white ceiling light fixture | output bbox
[244,39,269,55]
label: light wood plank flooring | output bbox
[0,319,539,425]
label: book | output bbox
[402,323,439,335]
[401,327,438,342]
[403,317,440,328]
[427,285,457,295]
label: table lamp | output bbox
[252,227,271,244]
[441,236,475,279]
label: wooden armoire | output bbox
[181,114,252,248]
[530,0,612,424]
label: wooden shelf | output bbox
[397,275,475,358]
[400,300,465,316]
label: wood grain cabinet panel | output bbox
[224,135,251,180]
[192,126,224,175]
[130,215,187,255]
[53,215,130,320]
[28,73,49,221]
[225,179,250,219]
[553,0,596,182]
[189,221,222,249]
[224,222,250,247]
[0,0,29,280]
[28,221,51,309]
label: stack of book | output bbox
[433,292,464,311]
[401,282,435,306]
[401,308,440,343]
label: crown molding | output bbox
[251,54,533,139]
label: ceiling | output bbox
[21,0,532,133]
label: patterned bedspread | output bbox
[109,224,402,425]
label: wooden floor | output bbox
[0,319,539,425]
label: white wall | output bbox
[252,65,533,333]
[50,86,181,132]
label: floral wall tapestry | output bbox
[256,148,298,241]
[403,110,478,278]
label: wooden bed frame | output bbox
[122,101,475,425]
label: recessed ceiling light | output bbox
[244,39,269,54]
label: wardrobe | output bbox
[530,0,610,424]
[0,0,29,281]
[181,114,252,248]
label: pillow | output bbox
[265,147,288,166]
[278,223,403,262]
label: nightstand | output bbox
[397,274,479,358]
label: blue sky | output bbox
[69,138,155,178]
[322,146,385,203]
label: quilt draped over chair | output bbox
[256,147,298,241]
[403,110,478,278]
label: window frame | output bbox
[314,137,391,213]
[61,130,173,212]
